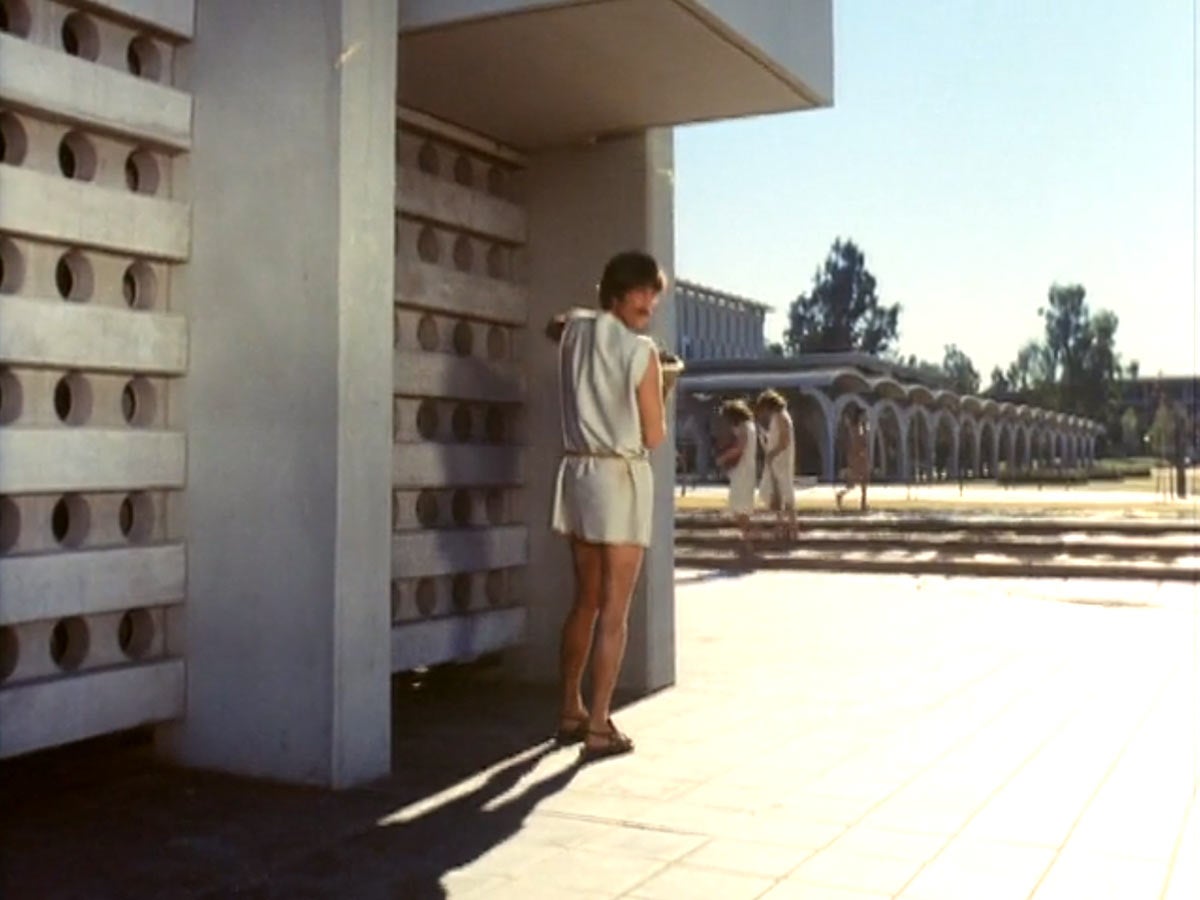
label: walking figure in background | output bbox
[716,399,757,554]
[756,389,797,540]
[836,406,870,512]
[548,251,678,763]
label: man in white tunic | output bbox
[549,252,671,762]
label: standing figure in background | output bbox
[756,389,796,539]
[716,399,757,553]
[836,406,870,512]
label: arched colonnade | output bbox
[677,368,1102,484]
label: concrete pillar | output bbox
[169,0,396,786]
[520,129,676,695]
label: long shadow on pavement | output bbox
[0,660,600,899]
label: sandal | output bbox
[554,715,589,746]
[579,720,634,763]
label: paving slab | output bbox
[1,570,1196,899]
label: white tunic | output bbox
[758,410,796,508]
[727,421,758,515]
[550,310,656,547]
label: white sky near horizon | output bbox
[675,0,1198,379]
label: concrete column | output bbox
[169,1,396,786]
[520,129,676,695]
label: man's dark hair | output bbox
[598,251,666,310]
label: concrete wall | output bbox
[689,0,835,103]
[169,0,396,787]
[389,119,530,671]
[399,0,568,31]
[0,0,192,758]
[520,130,677,694]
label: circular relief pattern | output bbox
[122,377,157,427]
[452,235,473,273]
[61,12,100,60]
[0,110,29,165]
[0,495,19,553]
[50,616,89,671]
[126,35,163,80]
[55,249,94,302]
[417,227,440,263]
[119,492,155,543]
[0,236,24,293]
[51,494,90,548]
[417,142,439,176]
[0,625,18,683]
[416,401,439,440]
[118,608,155,660]
[54,371,93,426]
[0,1,33,37]
[124,149,161,195]
[0,367,22,425]
[58,131,98,181]
[415,490,440,528]
[415,578,437,616]
[417,314,439,351]
[122,261,158,310]
[452,321,474,356]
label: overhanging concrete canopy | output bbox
[398,0,833,149]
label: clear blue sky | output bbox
[676,0,1197,380]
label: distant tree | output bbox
[765,341,785,357]
[783,239,901,356]
[986,366,1010,396]
[1005,340,1052,396]
[941,344,980,395]
[1148,397,1176,461]
[1119,406,1141,456]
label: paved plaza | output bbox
[3,570,1198,899]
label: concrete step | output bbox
[675,512,1200,537]
[674,514,1200,582]
[675,529,1199,560]
[674,543,1200,583]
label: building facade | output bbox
[0,0,834,786]
[675,279,769,362]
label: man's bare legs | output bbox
[559,539,602,732]
[585,542,645,749]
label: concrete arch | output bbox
[958,414,981,478]
[978,418,998,478]
[933,408,961,479]
[791,386,835,481]
[872,398,909,481]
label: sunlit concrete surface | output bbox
[3,571,1196,898]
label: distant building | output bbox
[675,280,770,362]
[1120,376,1199,458]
